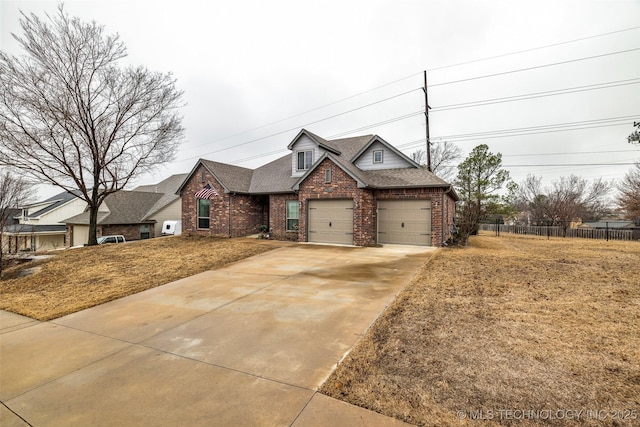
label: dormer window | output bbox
[297,150,313,171]
[373,150,383,164]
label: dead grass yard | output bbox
[321,233,640,426]
[0,236,286,320]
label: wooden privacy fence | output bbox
[479,224,639,241]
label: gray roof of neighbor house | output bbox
[5,208,21,225]
[63,191,163,225]
[179,130,457,199]
[3,224,67,234]
[25,190,83,218]
[579,221,636,229]
[134,173,188,219]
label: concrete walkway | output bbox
[1,243,434,426]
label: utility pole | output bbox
[423,70,432,171]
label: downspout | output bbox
[228,193,233,238]
[443,185,454,245]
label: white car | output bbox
[97,235,126,244]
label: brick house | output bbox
[178,129,458,246]
[63,191,164,245]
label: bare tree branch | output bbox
[0,4,184,245]
[0,169,36,277]
[410,141,463,181]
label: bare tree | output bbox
[410,141,463,181]
[0,4,184,245]
[515,175,552,225]
[516,174,613,236]
[0,170,34,277]
[618,162,640,223]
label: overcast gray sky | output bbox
[2,0,639,199]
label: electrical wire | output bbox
[172,28,640,166]
[175,90,421,163]
[184,72,422,151]
[430,47,640,87]
[434,115,638,139]
[431,79,640,112]
[426,25,640,72]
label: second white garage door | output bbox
[308,199,354,245]
[377,200,432,246]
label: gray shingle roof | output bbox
[134,174,188,219]
[249,155,299,194]
[63,191,163,225]
[3,224,66,234]
[362,167,451,188]
[27,190,83,218]
[189,130,453,195]
[201,160,253,193]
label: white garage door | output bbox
[308,199,354,245]
[377,200,432,246]
[72,225,89,246]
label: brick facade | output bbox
[181,164,267,238]
[297,158,375,245]
[295,158,456,246]
[181,159,457,246]
[375,187,457,245]
[268,193,300,241]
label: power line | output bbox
[173,28,640,166]
[430,47,640,87]
[439,123,631,142]
[502,162,637,167]
[197,26,640,152]
[327,111,423,139]
[435,115,638,139]
[432,116,638,142]
[185,72,422,151]
[427,25,640,72]
[431,79,640,111]
[175,90,421,164]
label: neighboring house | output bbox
[3,191,86,252]
[63,191,164,246]
[178,129,458,247]
[134,174,188,237]
[578,221,636,229]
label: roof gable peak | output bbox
[287,128,341,155]
[350,135,420,168]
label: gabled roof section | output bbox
[63,191,163,225]
[287,129,342,155]
[249,154,299,194]
[292,152,368,190]
[177,159,253,195]
[350,135,421,168]
[182,130,454,196]
[26,190,83,218]
[134,174,188,220]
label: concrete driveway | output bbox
[1,243,434,426]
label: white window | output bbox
[297,150,313,171]
[286,201,299,231]
[325,169,332,183]
[373,150,383,164]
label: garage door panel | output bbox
[377,200,431,246]
[308,200,354,245]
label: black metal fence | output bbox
[479,223,640,241]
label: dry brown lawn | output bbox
[321,233,640,426]
[0,236,286,320]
